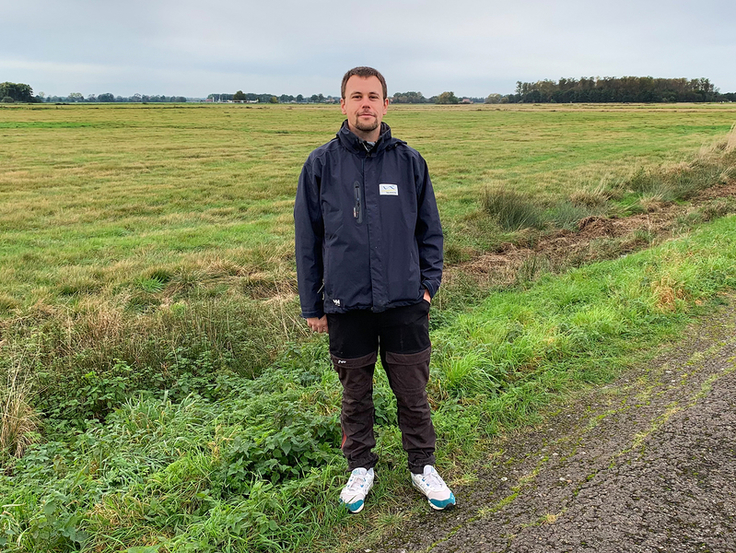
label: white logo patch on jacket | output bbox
[379,184,399,196]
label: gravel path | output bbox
[360,301,736,553]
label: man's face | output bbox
[340,75,389,141]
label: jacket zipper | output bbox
[353,180,363,223]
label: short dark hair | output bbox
[341,67,387,100]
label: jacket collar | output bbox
[336,120,400,155]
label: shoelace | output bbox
[421,469,446,491]
[345,471,369,492]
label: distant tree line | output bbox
[0,83,190,104]
[5,77,734,106]
[208,92,341,104]
[43,93,188,103]
[488,77,736,104]
[392,91,430,103]
[391,91,485,104]
[1,82,42,103]
[209,90,491,104]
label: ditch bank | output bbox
[454,182,736,290]
[358,299,736,553]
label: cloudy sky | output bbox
[2,0,734,98]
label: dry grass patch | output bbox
[651,275,688,312]
[700,122,736,156]
[570,181,614,207]
[1,364,40,458]
[0,293,20,314]
[70,296,129,347]
[726,123,736,153]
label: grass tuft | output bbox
[569,180,614,207]
[726,123,736,153]
[650,275,687,312]
[481,188,545,231]
[1,364,40,458]
[0,293,20,314]
[545,202,595,230]
[622,144,736,207]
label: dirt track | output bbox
[361,300,736,553]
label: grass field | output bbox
[1,102,736,552]
[2,102,736,306]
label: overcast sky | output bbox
[2,0,734,98]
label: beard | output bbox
[353,113,379,133]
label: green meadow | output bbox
[2,103,735,305]
[1,102,736,552]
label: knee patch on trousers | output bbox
[332,351,377,393]
[382,347,431,393]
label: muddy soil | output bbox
[355,300,736,553]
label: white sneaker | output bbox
[411,465,456,510]
[339,467,375,513]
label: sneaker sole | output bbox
[413,483,456,511]
[429,494,456,511]
[345,499,365,513]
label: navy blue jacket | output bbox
[294,121,443,318]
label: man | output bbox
[294,67,455,513]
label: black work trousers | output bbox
[327,301,436,474]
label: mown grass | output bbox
[2,103,736,304]
[1,104,736,551]
[478,126,736,235]
[2,105,734,355]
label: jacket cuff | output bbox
[422,281,438,299]
[301,309,324,319]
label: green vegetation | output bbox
[1,103,736,551]
[0,82,40,104]
[3,214,736,552]
[512,76,729,103]
[479,131,736,233]
[435,91,460,104]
